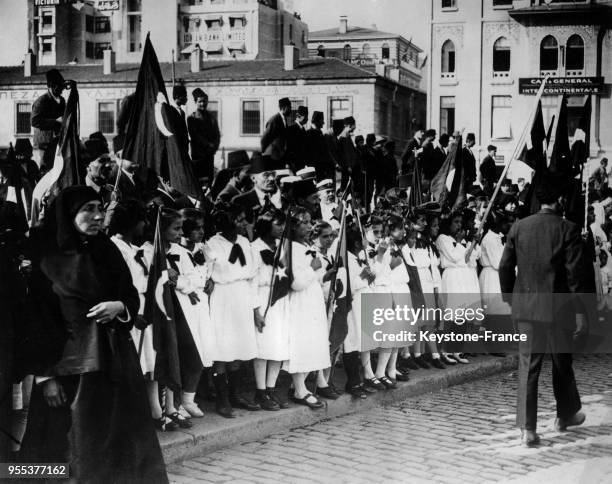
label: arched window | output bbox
[362,43,370,56]
[540,35,558,71]
[566,34,584,70]
[492,36,510,72]
[343,44,352,61]
[441,39,455,73]
[382,42,390,59]
[317,44,325,57]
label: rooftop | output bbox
[309,26,421,51]
[0,58,377,86]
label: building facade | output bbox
[1,0,308,67]
[0,53,426,165]
[428,0,612,178]
[308,16,426,92]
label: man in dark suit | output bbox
[337,116,358,190]
[462,133,478,191]
[170,85,190,163]
[216,150,251,202]
[431,133,449,179]
[187,88,220,182]
[261,97,291,163]
[306,111,335,181]
[499,172,588,447]
[231,153,282,213]
[285,105,309,173]
[31,69,66,170]
[479,144,498,196]
[400,128,423,175]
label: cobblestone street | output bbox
[168,355,612,484]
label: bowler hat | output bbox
[173,84,187,99]
[343,116,356,126]
[279,97,291,108]
[227,150,250,171]
[84,138,109,161]
[248,153,280,174]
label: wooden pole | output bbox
[171,49,176,87]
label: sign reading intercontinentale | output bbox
[519,77,604,95]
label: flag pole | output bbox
[465,76,549,259]
[172,49,176,88]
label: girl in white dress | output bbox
[284,207,330,409]
[436,212,481,364]
[311,221,341,400]
[204,204,260,418]
[251,209,290,411]
[108,200,174,431]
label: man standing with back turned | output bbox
[499,172,588,447]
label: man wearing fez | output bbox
[170,84,191,163]
[261,97,291,163]
[400,127,424,175]
[286,105,309,173]
[480,145,499,197]
[188,88,221,182]
[231,153,282,212]
[306,111,335,181]
[31,68,66,170]
[84,135,114,207]
[419,129,438,190]
[463,132,478,190]
[499,172,589,448]
[217,150,252,203]
[13,138,40,188]
[337,116,358,190]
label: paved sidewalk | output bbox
[167,355,612,483]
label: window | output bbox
[317,45,325,57]
[86,41,94,59]
[566,34,584,71]
[15,102,32,135]
[301,31,305,45]
[567,95,587,138]
[493,0,513,6]
[128,14,142,52]
[95,16,111,34]
[208,100,220,125]
[229,17,245,28]
[86,15,94,33]
[363,43,370,56]
[442,0,456,8]
[242,100,261,135]
[491,95,512,139]
[98,101,116,135]
[440,96,455,134]
[540,35,558,71]
[441,39,455,73]
[343,44,351,61]
[95,42,111,59]
[41,12,53,28]
[127,0,142,11]
[289,24,293,41]
[382,43,390,60]
[42,40,53,53]
[493,36,510,72]
[329,97,352,124]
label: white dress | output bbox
[283,242,331,373]
[345,252,370,353]
[405,244,439,329]
[204,234,258,362]
[478,230,511,316]
[167,243,216,367]
[436,234,482,314]
[111,236,156,375]
[251,238,290,361]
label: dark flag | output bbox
[265,209,293,316]
[327,199,352,354]
[518,101,547,171]
[4,146,30,230]
[122,33,201,199]
[570,95,592,172]
[430,133,465,211]
[549,94,571,176]
[31,82,82,224]
[144,210,181,392]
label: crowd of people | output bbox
[0,73,606,480]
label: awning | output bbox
[228,41,246,52]
[180,44,197,55]
[204,42,224,53]
[229,15,246,21]
[204,15,223,25]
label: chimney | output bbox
[284,44,299,71]
[103,49,116,75]
[375,63,386,77]
[24,50,36,78]
[191,44,202,73]
[339,15,347,35]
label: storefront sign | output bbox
[34,0,78,5]
[95,0,120,10]
[519,77,604,95]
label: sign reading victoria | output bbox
[519,77,604,95]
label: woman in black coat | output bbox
[19,186,167,483]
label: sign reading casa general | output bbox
[519,77,604,95]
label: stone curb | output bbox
[160,354,518,464]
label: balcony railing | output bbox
[493,71,510,78]
[566,69,585,77]
[441,72,455,80]
[540,69,558,77]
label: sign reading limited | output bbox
[519,77,604,95]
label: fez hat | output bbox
[311,111,324,123]
[227,150,250,171]
[296,166,316,180]
[343,116,356,126]
[84,138,109,161]
[14,138,33,156]
[292,179,317,199]
[424,129,437,139]
[45,68,65,87]
[192,88,207,101]
[366,133,376,144]
[279,97,291,108]
[296,105,308,117]
[173,84,187,99]
[487,144,497,152]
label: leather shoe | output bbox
[291,392,324,409]
[394,370,410,382]
[254,390,280,411]
[554,411,586,431]
[230,393,261,411]
[363,377,385,391]
[317,386,340,400]
[400,356,420,370]
[430,358,446,369]
[346,384,368,399]
[414,356,431,369]
[521,429,540,447]
[267,387,290,409]
[379,376,397,389]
